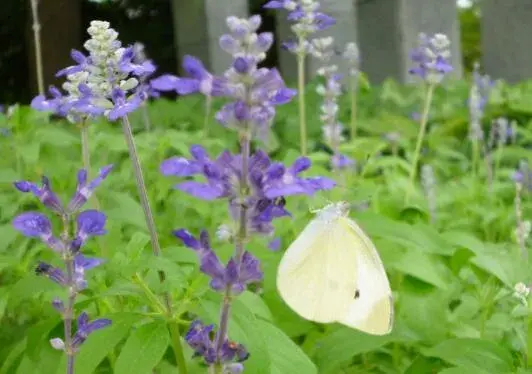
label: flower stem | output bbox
[515,182,527,261]
[350,76,357,140]
[405,83,435,204]
[80,120,91,175]
[120,115,187,374]
[204,95,212,135]
[471,137,479,178]
[297,51,307,156]
[29,0,44,95]
[214,133,251,373]
[61,215,76,374]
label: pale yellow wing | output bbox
[276,216,358,323]
[338,217,394,335]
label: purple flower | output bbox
[264,1,335,33]
[162,146,334,235]
[71,210,107,251]
[72,254,104,290]
[12,212,63,252]
[35,254,103,290]
[151,55,225,97]
[68,165,114,213]
[331,154,355,170]
[184,320,248,365]
[71,312,111,349]
[35,262,67,285]
[14,177,64,214]
[175,230,263,294]
[409,33,453,84]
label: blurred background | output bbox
[0,0,507,104]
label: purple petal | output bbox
[160,157,201,177]
[182,55,209,80]
[268,237,281,251]
[13,212,52,237]
[176,181,224,200]
[290,157,311,174]
[173,229,201,250]
[150,75,180,91]
[77,210,107,238]
[263,0,286,8]
[175,78,200,95]
[74,254,104,271]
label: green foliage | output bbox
[0,75,530,374]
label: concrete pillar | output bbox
[170,0,249,75]
[481,0,532,83]
[358,0,463,84]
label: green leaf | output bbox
[392,247,451,289]
[423,338,514,373]
[114,320,170,374]
[75,313,141,374]
[237,291,273,322]
[314,327,394,373]
[256,319,317,374]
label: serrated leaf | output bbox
[114,320,170,374]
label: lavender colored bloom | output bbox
[409,33,453,84]
[71,312,111,349]
[12,212,63,252]
[72,254,104,290]
[185,320,248,365]
[68,165,113,213]
[175,230,262,294]
[32,21,156,122]
[35,262,67,285]
[151,55,225,97]
[162,146,334,235]
[331,154,355,170]
[72,210,107,251]
[14,176,64,214]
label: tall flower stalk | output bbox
[264,0,335,155]
[421,164,437,225]
[30,0,44,95]
[12,166,113,373]
[512,170,528,261]
[468,63,491,177]
[343,42,360,140]
[311,37,354,174]
[405,33,452,204]
[161,14,334,373]
[31,21,187,373]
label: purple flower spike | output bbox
[409,33,453,84]
[68,164,113,213]
[14,177,64,214]
[71,312,111,349]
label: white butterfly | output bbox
[276,201,393,335]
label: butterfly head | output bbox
[316,201,350,222]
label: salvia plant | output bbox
[12,165,113,373]
[161,14,334,373]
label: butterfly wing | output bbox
[277,216,358,323]
[338,217,393,335]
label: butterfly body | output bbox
[276,201,393,335]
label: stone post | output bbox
[357,0,463,84]
[481,0,532,83]
[170,0,249,75]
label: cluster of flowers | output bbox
[12,165,113,353]
[31,21,156,122]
